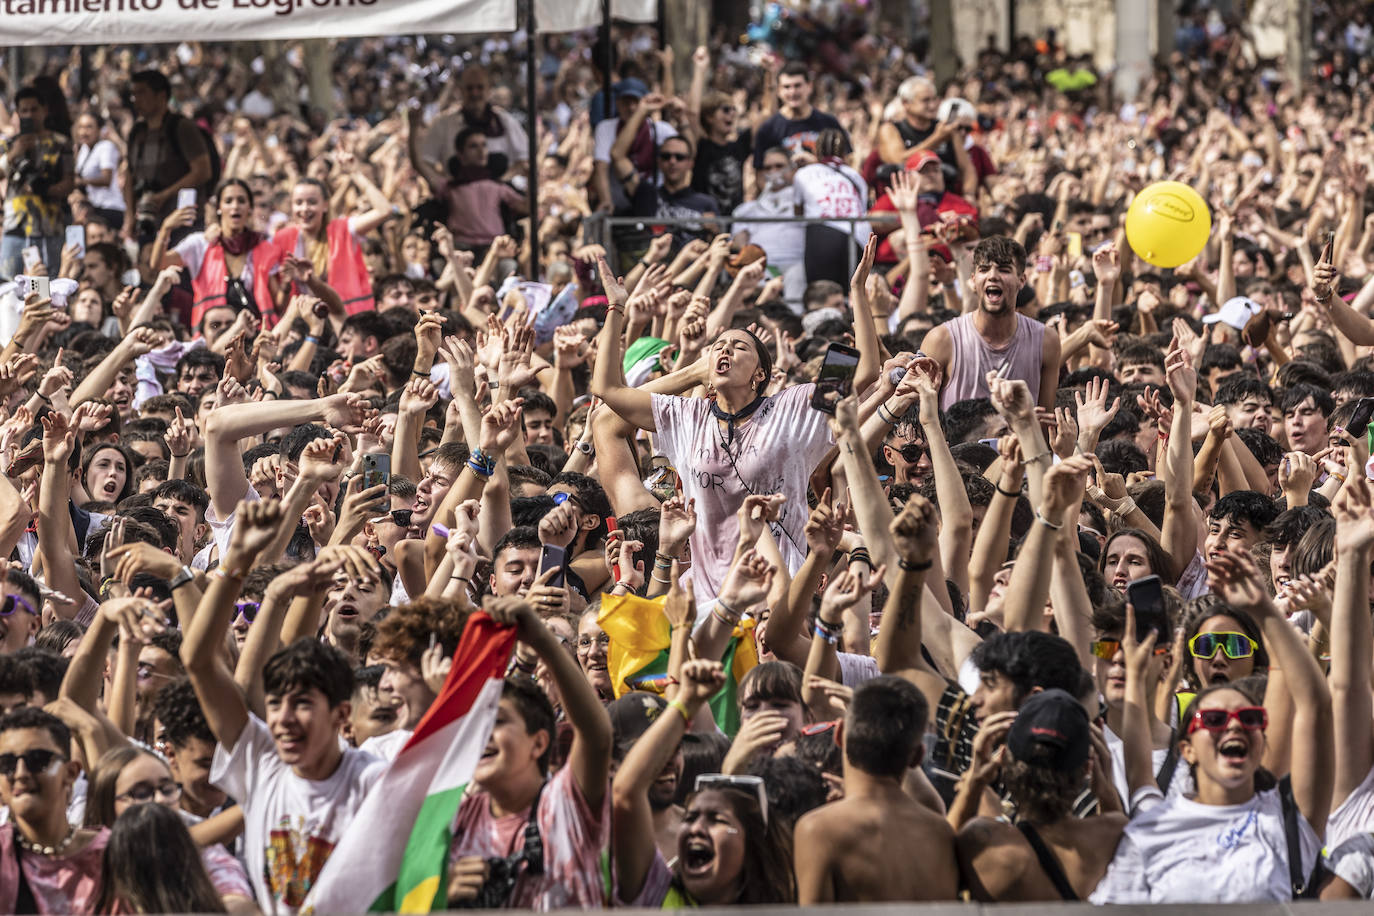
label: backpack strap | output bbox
[1155,728,1179,795]
[1015,822,1079,901]
[1278,774,1321,898]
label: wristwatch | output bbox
[574,440,594,456]
[169,566,195,591]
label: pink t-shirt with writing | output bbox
[651,384,833,600]
[448,765,609,910]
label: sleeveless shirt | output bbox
[940,312,1047,410]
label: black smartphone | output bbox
[1127,575,1167,643]
[539,544,567,589]
[1350,397,1374,437]
[810,343,861,414]
[17,117,35,135]
[362,453,390,491]
[1320,231,1334,264]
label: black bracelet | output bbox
[898,558,933,572]
[412,369,429,378]
[995,483,1021,498]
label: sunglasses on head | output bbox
[1189,631,1257,660]
[0,748,64,780]
[659,152,690,162]
[695,773,769,825]
[234,601,260,624]
[0,594,35,617]
[1187,706,1267,735]
[1090,639,1170,660]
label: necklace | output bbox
[16,825,76,857]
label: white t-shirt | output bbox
[1102,723,1192,810]
[650,384,833,605]
[591,117,678,164]
[210,713,387,915]
[793,161,870,244]
[205,484,261,565]
[76,139,125,212]
[1089,787,1321,904]
[358,727,411,762]
[1329,763,1374,850]
[732,186,806,265]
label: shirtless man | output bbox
[954,689,1127,901]
[793,675,959,902]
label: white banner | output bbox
[0,0,514,46]
[538,0,657,29]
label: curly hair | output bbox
[370,597,469,667]
[1001,757,1084,825]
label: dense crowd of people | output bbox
[5,0,1374,911]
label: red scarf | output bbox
[218,229,263,256]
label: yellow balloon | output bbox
[1125,181,1211,268]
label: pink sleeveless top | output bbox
[940,312,1046,409]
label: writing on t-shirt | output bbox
[266,817,336,908]
[1216,810,1258,850]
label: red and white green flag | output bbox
[304,612,515,914]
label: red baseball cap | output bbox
[905,149,940,171]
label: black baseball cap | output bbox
[1006,688,1091,770]
[607,691,668,757]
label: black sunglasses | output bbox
[0,748,64,780]
[897,443,925,463]
[389,509,413,527]
[659,152,690,162]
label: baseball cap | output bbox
[1201,296,1263,331]
[905,149,940,172]
[1006,688,1091,771]
[608,691,668,755]
[615,78,649,100]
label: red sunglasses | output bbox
[801,719,843,748]
[1187,706,1267,735]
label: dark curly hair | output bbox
[370,597,468,667]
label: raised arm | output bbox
[874,497,949,715]
[611,659,724,902]
[181,501,284,751]
[848,235,883,395]
[1120,603,1161,804]
[37,413,83,616]
[489,591,612,808]
[1328,477,1374,809]
[771,491,846,668]
[1001,456,1093,634]
[70,327,156,408]
[203,391,370,519]
[1160,342,1199,581]
[590,255,656,431]
[829,395,897,571]
[911,365,972,595]
[1209,549,1333,837]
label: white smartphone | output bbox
[65,225,85,259]
[21,246,41,270]
[177,188,197,211]
[25,275,50,301]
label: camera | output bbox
[451,800,544,908]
